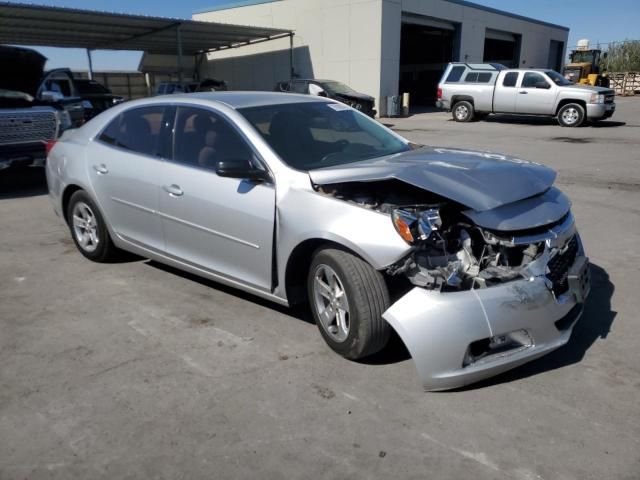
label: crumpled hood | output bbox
[309,147,557,212]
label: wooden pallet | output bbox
[609,72,640,96]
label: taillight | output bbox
[46,140,57,155]
[437,87,442,99]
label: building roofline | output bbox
[444,0,569,31]
[193,0,280,15]
[194,0,569,32]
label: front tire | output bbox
[308,248,391,360]
[452,101,474,122]
[67,190,120,262]
[557,103,585,127]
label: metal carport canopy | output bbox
[0,2,292,54]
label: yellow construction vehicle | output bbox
[562,39,610,87]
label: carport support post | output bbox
[289,33,294,80]
[86,49,94,80]
[176,23,183,84]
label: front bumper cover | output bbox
[383,235,590,391]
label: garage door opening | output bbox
[483,29,521,68]
[399,15,458,106]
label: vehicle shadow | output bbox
[479,115,626,128]
[0,167,48,199]
[455,262,615,391]
[145,260,316,325]
[144,260,613,373]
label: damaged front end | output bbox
[316,179,590,390]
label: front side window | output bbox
[545,70,572,86]
[98,106,165,156]
[502,72,519,87]
[522,72,549,89]
[239,102,409,171]
[171,106,255,171]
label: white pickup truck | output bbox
[436,63,616,127]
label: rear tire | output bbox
[67,190,120,262]
[452,101,474,122]
[308,248,391,360]
[557,103,585,127]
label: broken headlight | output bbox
[391,206,442,245]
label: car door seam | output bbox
[157,211,260,250]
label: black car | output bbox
[74,79,123,121]
[276,79,376,117]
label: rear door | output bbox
[492,71,520,112]
[89,105,168,252]
[515,72,556,115]
[158,105,276,291]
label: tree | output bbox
[604,40,640,72]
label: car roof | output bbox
[163,91,331,109]
[115,91,332,110]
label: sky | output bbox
[4,0,640,71]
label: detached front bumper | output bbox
[586,102,615,120]
[383,244,590,391]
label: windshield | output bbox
[321,81,358,96]
[546,70,573,86]
[238,102,409,171]
[571,51,596,64]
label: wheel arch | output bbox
[556,98,586,116]
[284,238,372,305]
[451,95,475,107]
[61,184,84,224]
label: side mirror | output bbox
[40,90,64,102]
[535,81,551,89]
[215,159,270,182]
[318,90,328,97]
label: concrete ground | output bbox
[1,98,639,480]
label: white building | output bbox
[193,0,569,109]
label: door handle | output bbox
[519,91,528,94]
[93,164,108,174]
[162,184,184,197]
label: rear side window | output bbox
[464,72,492,83]
[502,72,519,87]
[445,66,465,83]
[98,106,165,157]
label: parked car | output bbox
[155,78,228,96]
[436,62,616,127]
[74,79,124,121]
[47,92,590,391]
[0,45,79,171]
[276,79,376,117]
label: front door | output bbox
[515,72,556,115]
[89,105,167,252]
[158,106,276,291]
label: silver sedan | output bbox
[46,92,590,390]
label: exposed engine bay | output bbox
[316,180,570,292]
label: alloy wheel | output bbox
[72,201,100,253]
[312,264,350,342]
